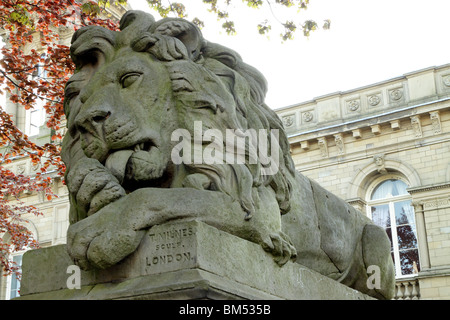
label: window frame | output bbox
[25,53,47,136]
[366,174,420,279]
[5,252,24,300]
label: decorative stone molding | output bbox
[347,99,360,112]
[352,129,362,139]
[371,125,381,135]
[422,198,449,210]
[389,88,404,102]
[317,137,328,158]
[302,111,314,123]
[282,114,295,128]
[443,74,450,87]
[300,140,309,150]
[407,182,450,195]
[16,164,26,175]
[368,94,381,107]
[37,190,45,203]
[390,120,400,131]
[347,159,422,201]
[346,197,366,212]
[31,161,41,172]
[410,115,422,138]
[373,154,387,174]
[430,111,441,134]
[334,134,345,155]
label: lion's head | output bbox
[62,10,296,226]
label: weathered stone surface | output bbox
[19,221,371,300]
[53,9,395,299]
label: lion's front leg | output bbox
[67,186,297,270]
[66,157,126,221]
[66,207,145,270]
[66,187,197,270]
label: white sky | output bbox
[129,0,450,110]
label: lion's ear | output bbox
[149,18,204,61]
[119,10,156,33]
[70,26,115,70]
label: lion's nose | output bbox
[75,108,111,137]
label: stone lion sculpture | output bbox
[61,10,395,299]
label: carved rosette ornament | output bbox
[443,75,450,87]
[368,94,381,106]
[302,111,313,123]
[347,99,360,112]
[389,89,403,102]
[282,115,295,128]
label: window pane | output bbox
[10,275,20,299]
[394,200,414,226]
[371,179,408,200]
[399,249,420,275]
[371,204,391,228]
[10,255,22,299]
[386,227,393,251]
[397,225,418,250]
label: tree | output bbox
[0,0,326,276]
[0,0,122,276]
[146,0,330,40]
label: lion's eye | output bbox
[120,72,142,88]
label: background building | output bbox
[276,64,450,299]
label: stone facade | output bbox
[276,64,450,299]
[0,135,71,300]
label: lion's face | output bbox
[67,49,178,189]
[62,10,295,221]
[62,11,300,273]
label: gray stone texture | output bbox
[19,221,372,300]
[30,9,397,299]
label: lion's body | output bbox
[283,173,394,298]
[62,10,395,299]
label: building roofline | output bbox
[275,63,450,112]
[286,96,450,139]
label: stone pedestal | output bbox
[18,220,372,300]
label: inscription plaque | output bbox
[140,223,197,274]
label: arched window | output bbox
[367,176,420,278]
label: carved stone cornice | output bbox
[407,183,450,195]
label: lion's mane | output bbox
[64,10,296,221]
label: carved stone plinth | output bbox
[18,220,372,300]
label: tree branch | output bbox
[0,69,62,105]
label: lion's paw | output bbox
[67,206,145,270]
[261,231,297,266]
[67,157,126,220]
